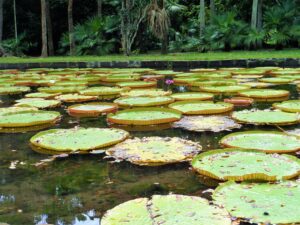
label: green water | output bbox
[0,82,298,225]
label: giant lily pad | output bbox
[121,89,172,97]
[25,92,59,99]
[0,106,38,116]
[192,148,300,181]
[107,108,181,125]
[67,103,118,117]
[14,99,61,109]
[114,96,174,107]
[200,85,249,93]
[106,137,201,166]
[0,86,30,95]
[220,131,300,153]
[169,101,233,115]
[173,116,241,132]
[79,86,128,96]
[171,92,213,101]
[0,111,60,127]
[30,128,129,152]
[259,77,295,84]
[213,181,300,224]
[55,94,98,103]
[38,86,86,93]
[101,194,231,225]
[273,100,300,113]
[232,110,300,125]
[238,89,289,99]
[116,81,156,88]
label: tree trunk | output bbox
[251,0,258,29]
[199,0,205,38]
[0,0,4,42]
[13,0,17,41]
[161,33,168,55]
[46,0,54,55]
[68,0,75,55]
[210,0,215,24]
[97,0,102,18]
[41,0,48,57]
[257,0,263,48]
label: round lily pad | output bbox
[238,89,289,99]
[0,86,30,95]
[169,101,233,115]
[200,85,249,93]
[0,106,38,116]
[232,110,300,125]
[30,128,129,152]
[121,89,172,97]
[171,92,213,101]
[25,92,59,99]
[273,100,300,113]
[241,82,273,88]
[173,116,241,132]
[102,194,231,225]
[102,74,140,82]
[0,111,61,127]
[106,137,201,166]
[259,77,294,84]
[67,103,118,116]
[38,86,86,93]
[213,181,300,224]
[107,108,181,125]
[55,94,98,103]
[116,81,156,88]
[220,131,300,153]
[192,148,300,181]
[14,99,61,109]
[114,96,174,107]
[80,86,129,96]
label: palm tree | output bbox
[13,0,17,41]
[68,0,75,55]
[146,0,170,54]
[46,0,54,55]
[210,0,215,23]
[97,0,102,18]
[41,0,48,57]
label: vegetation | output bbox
[0,0,299,58]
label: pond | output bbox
[0,67,299,225]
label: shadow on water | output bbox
[0,78,299,225]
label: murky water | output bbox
[0,79,299,225]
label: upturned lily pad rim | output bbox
[191,148,300,181]
[220,130,300,153]
[114,96,175,107]
[168,100,234,115]
[30,128,129,151]
[107,107,182,125]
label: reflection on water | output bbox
[0,82,298,225]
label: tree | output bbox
[146,0,170,54]
[120,0,148,56]
[68,0,75,55]
[0,0,4,42]
[199,0,205,38]
[41,0,48,57]
[251,0,258,29]
[46,0,54,55]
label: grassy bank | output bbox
[0,49,300,64]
